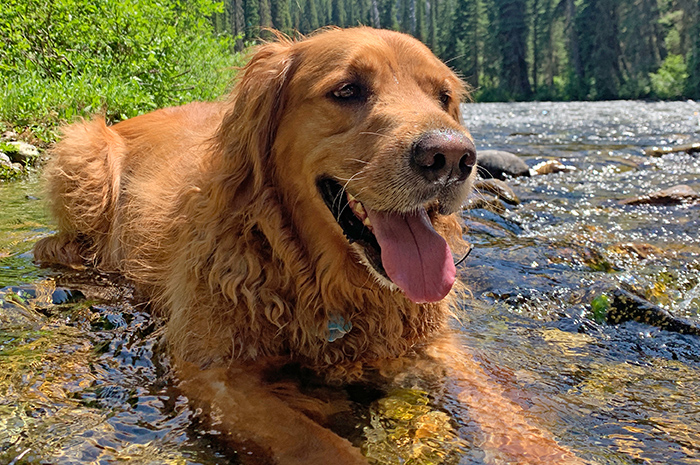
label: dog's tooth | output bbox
[354,202,366,217]
[363,217,372,227]
[347,192,356,202]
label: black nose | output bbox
[411,130,476,184]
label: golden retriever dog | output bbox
[34,27,582,464]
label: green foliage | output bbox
[651,54,689,99]
[0,164,22,181]
[591,294,610,324]
[0,0,242,130]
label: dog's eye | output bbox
[332,83,363,101]
[439,90,451,107]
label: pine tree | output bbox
[579,0,622,99]
[332,0,347,25]
[271,0,293,32]
[685,0,700,98]
[380,0,398,30]
[416,0,426,41]
[427,0,437,50]
[444,0,478,86]
[244,0,260,40]
[619,0,664,97]
[495,0,531,99]
[479,0,501,91]
[259,0,273,28]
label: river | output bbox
[1,100,699,464]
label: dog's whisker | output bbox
[358,131,391,138]
[333,175,366,182]
[333,173,366,221]
[347,158,370,165]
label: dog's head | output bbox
[221,27,475,304]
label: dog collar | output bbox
[327,314,352,342]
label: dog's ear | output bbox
[215,38,297,206]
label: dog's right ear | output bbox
[214,39,297,207]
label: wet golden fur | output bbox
[35,27,581,464]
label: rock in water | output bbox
[473,178,520,205]
[606,288,700,336]
[530,159,577,175]
[620,184,700,206]
[476,150,530,180]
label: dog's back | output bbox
[34,101,224,273]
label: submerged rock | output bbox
[620,184,700,206]
[476,150,530,180]
[608,242,665,260]
[605,288,700,336]
[473,178,520,205]
[463,194,506,214]
[644,142,700,157]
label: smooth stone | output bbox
[476,150,530,180]
[620,184,700,206]
[473,178,520,205]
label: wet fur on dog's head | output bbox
[207,27,474,294]
[150,27,474,381]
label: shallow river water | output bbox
[1,100,699,464]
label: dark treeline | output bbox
[211,0,700,101]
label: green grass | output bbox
[1,49,243,143]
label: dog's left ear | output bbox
[215,38,297,205]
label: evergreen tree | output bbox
[259,0,273,28]
[244,0,260,40]
[401,0,413,33]
[416,0,426,41]
[427,0,437,50]
[271,0,292,32]
[380,0,398,30]
[332,0,347,25]
[561,0,585,100]
[304,0,321,32]
[478,0,501,90]
[444,0,478,86]
[495,0,531,99]
[619,0,664,97]
[685,0,700,97]
[579,0,622,99]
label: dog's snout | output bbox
[411,130,476,184]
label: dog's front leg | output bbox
[176,361,369,465]
[426,333,586,465]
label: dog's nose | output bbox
[411,130,476,184]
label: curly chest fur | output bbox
[164,207,448,383]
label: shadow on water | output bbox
[0,100,699,464]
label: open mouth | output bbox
[317,178,457,303]
[317,178,387,279]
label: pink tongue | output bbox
[365,207,456,303]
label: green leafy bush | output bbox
[650,54,689,99]
[0,0,243,130]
